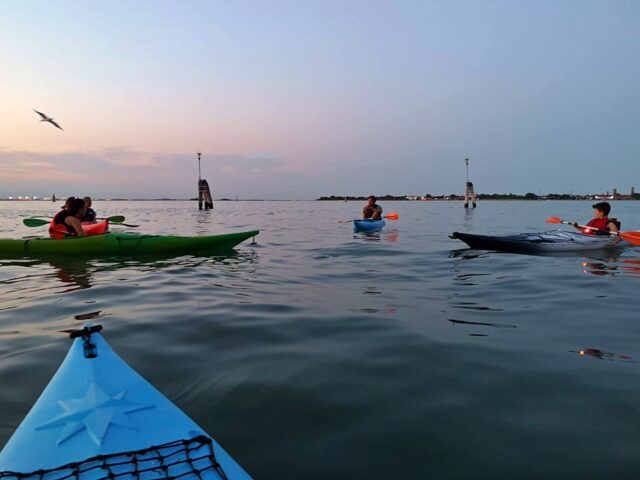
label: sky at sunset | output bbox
[2,0,639,199]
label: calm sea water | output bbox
[1,200,639,479]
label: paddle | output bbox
[545,216,640,245]
[338,212,400,224]
[23,215,136,228]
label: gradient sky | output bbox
[2,0,639,199]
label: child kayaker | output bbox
[363,196,383,220]
[571,202,621,244]
[82,196,97,222]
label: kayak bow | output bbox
[0,325,252,479]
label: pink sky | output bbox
[2,1,639,199]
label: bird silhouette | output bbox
[33,109,63,130]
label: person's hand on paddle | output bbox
[546,216,640,245]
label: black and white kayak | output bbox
[0,325,252,479]
[451,230,619,253]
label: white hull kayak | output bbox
[452,230,618,253]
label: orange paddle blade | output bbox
[545,216,563,224]
[620,231,640,245]
[385,212,399,220]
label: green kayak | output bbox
[0,230,259,257]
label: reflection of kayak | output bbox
[0,325,251,479]
[0,230,259,257]
[353,219,385,233]
[451,230,618,253]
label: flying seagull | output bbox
[33,109,63,130]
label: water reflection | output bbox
[570,348,634,362]
[450,301,504,312]
[385,229,399,243]
[450,246,640,279]
[448,248,488,260]
[581,255,640,278]
[449,318,516,328]
[355,231,382,242]
[0,251,259,310]
[351,307,397,314]
[581,261,618,277]
[354,229,400,243]
[621,259,640,277]
[74,310,104,321]
[194,209,215,235]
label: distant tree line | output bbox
[319,193,640,201]
[318,195,410,201]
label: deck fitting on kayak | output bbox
[69,325,103,359]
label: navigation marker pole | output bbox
[197,152,214,210]
[464,158,477,208]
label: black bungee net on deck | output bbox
[0,435,229,480]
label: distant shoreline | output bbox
[318,194,640,201]
[1,195,638,202]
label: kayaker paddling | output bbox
[49,197,87,239]
[571,202,621,244]
[363,195,383,220]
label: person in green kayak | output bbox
[571,201,621,244]
[363,196,383,220]
[81,196,97,222]
[49,197,87,239]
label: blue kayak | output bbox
[0,325,252,480]
[353,219,385,233]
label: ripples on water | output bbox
[0,200,639,479]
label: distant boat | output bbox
[52,194,56,203]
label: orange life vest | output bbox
[582,217,620,235]
[49,211,75,240]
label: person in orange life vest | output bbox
[363,195,383,220]
[571,202,621,245]
[49,197,87,239]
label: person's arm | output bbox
[608,221,621,245]
[372,206,383,220]
[65,216,86,236]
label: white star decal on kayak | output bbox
[36,383,154,446]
